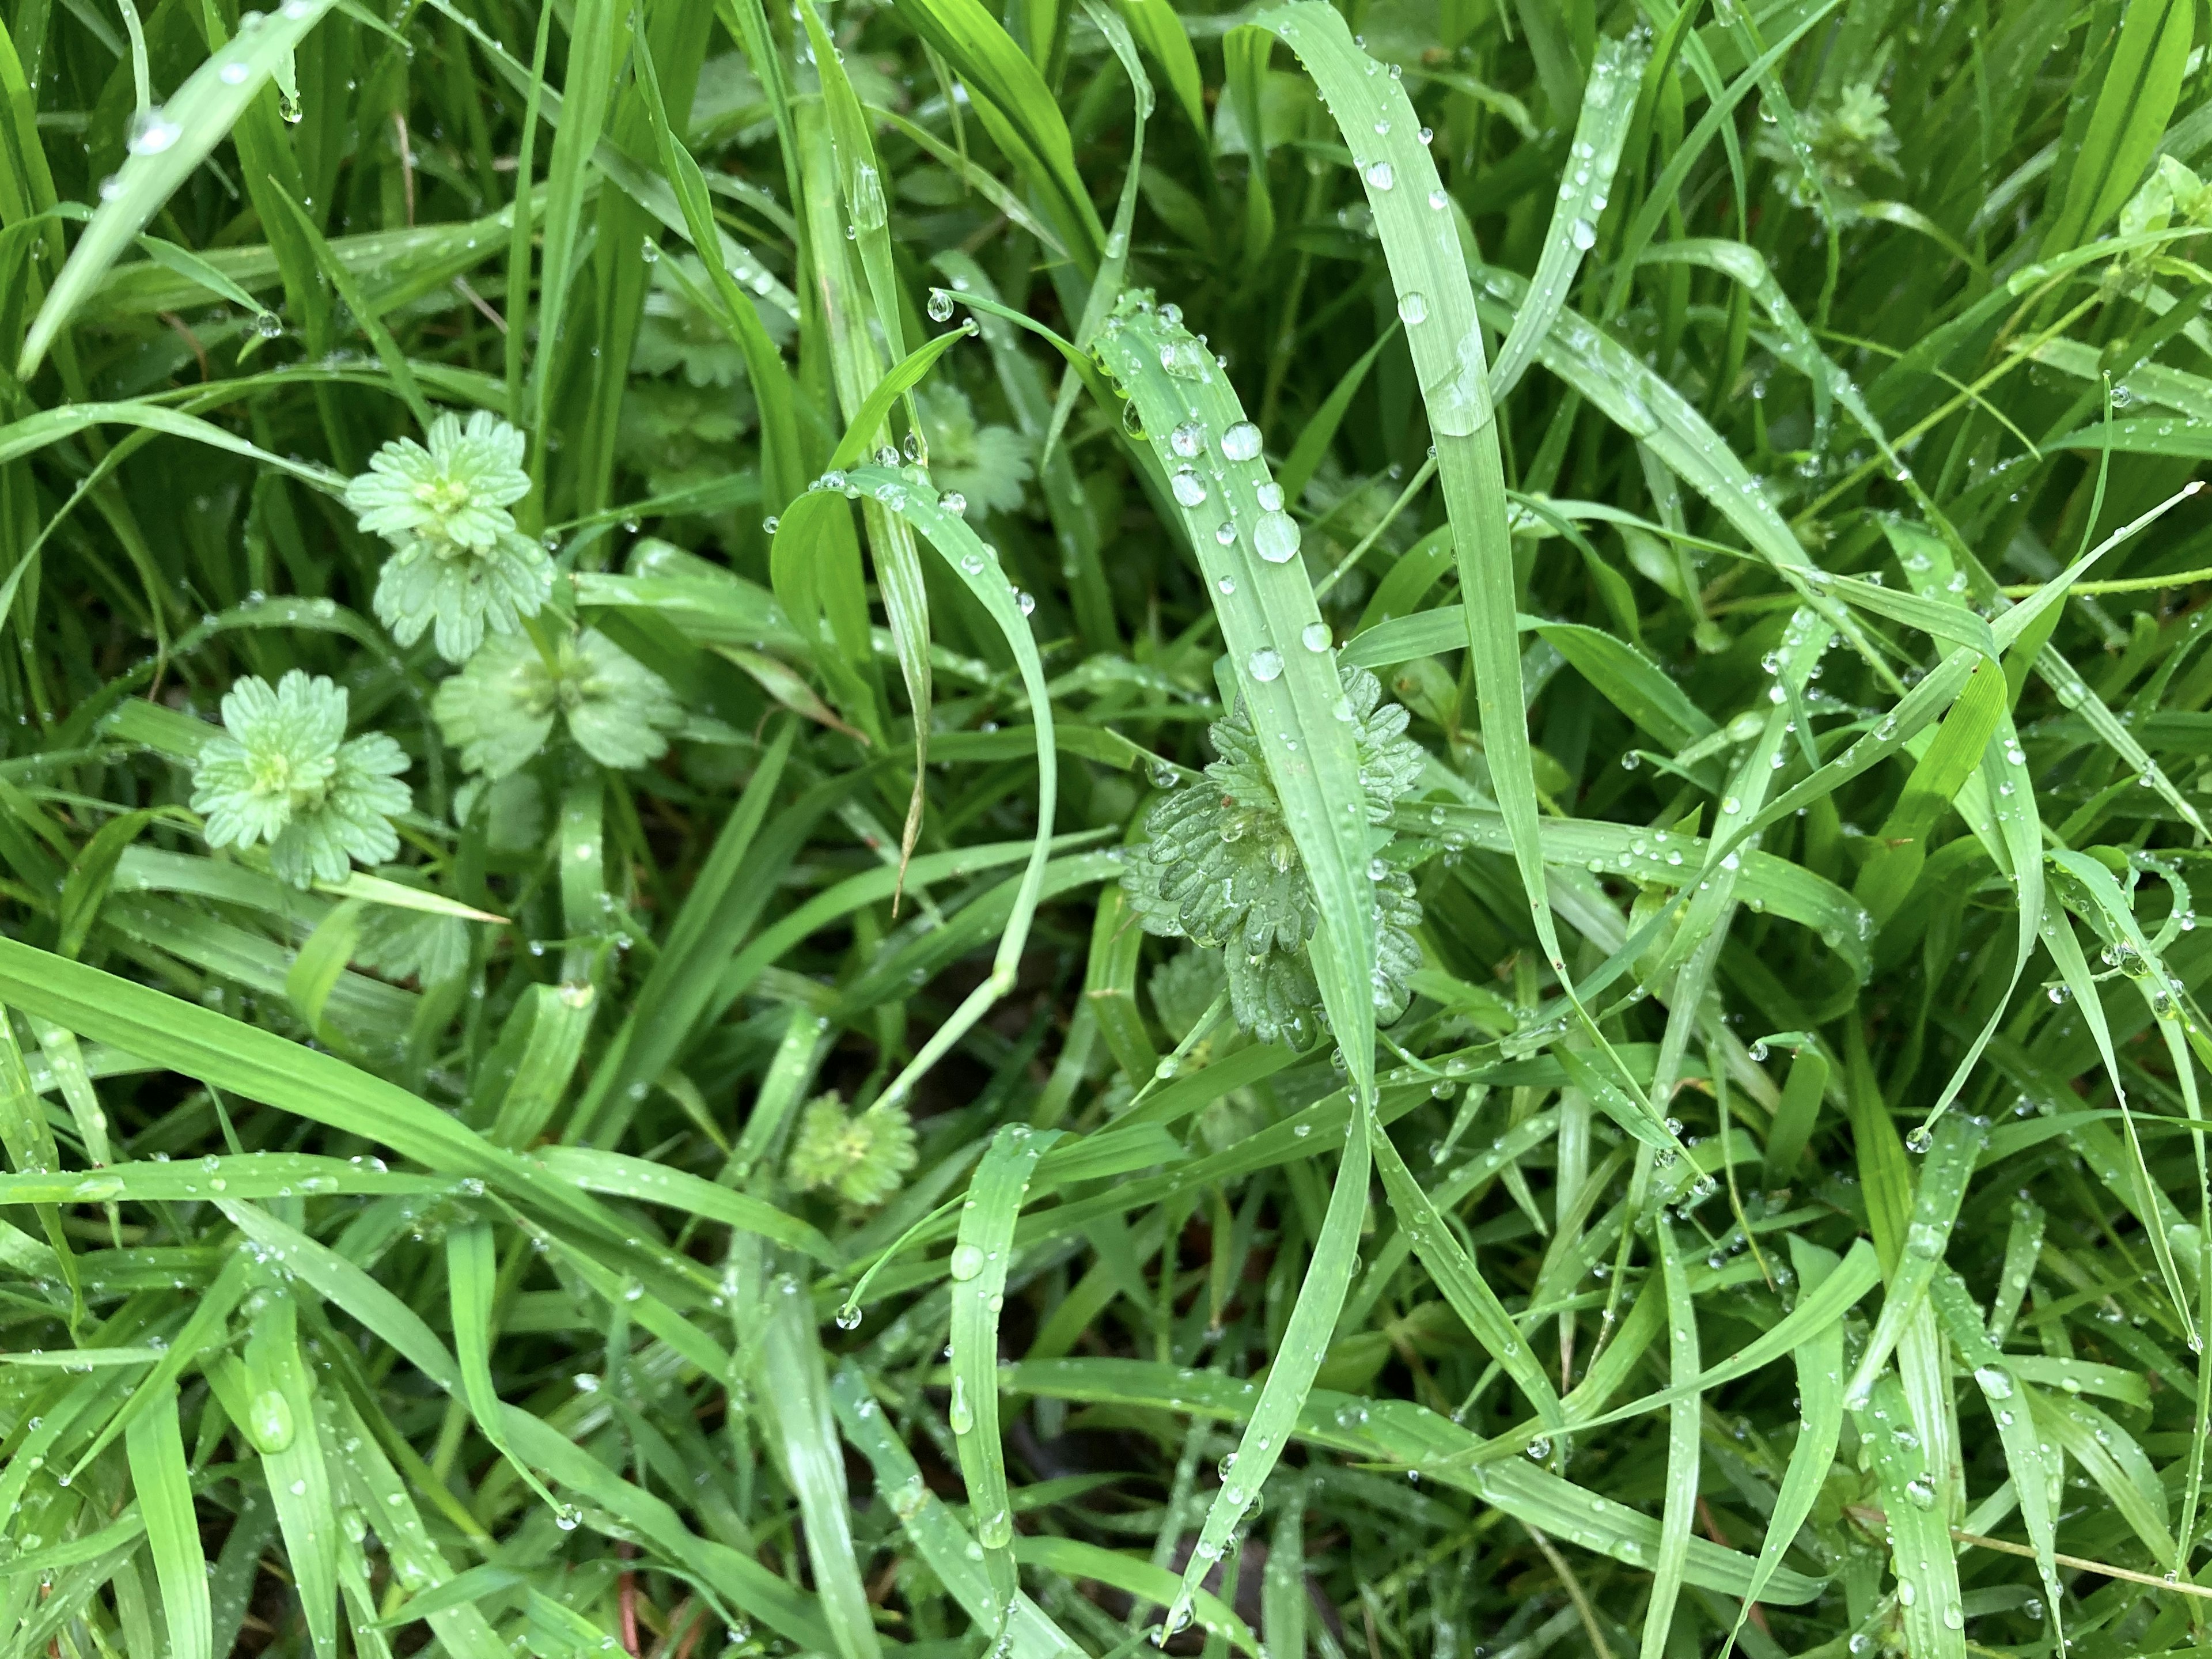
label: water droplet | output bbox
[1569,218,1596,251]
[949,1244,986,1281]
[941,491,967,517]
[927,289,955,322]
[1248,647,1284,683]
[1221,421,1262,461]
[1255,512,1300,563]
[1172,468,1209,507]
[248,1389,295,1453]
[127,108,181,156]
[1170,420,1206,459]
[1255,480,1285,512]
[1365,160,1395,191]
[1302,622,1332,653]
[1398,291,1429,325]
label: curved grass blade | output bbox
[124,1384,210,1659]
[17,1,338,377]
[1371,1120,1564,1429]
[830,1366,1088,1656]
[1722,1236,1848,1658]
[779,467,1058,1115]
[1860,1373,1964,1659]
[243,1290,339,1659]
[1488,31,1647,403]
[1254,3,1568,993]
[1841,1113,1980,1409]
[947,1123,1059,1596]
[759,1278,883,1659]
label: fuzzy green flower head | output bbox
[786,1093,918,1207]
[190,671,411,888]
[434,628,686,779]
[1756,79,1899,206]
[346,410,531,551]
[1122,665,1428,1046]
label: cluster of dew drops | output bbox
[764,302,1050,622]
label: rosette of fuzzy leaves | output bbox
[434,628,686,778]
[189,671,411,887]
[1123,665,1427,1046]
[344,410,554,662]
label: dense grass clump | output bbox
[5,1,2212,1656]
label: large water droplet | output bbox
[1170,420,1206,459]
[1302,622,1332,653]
[248,1389,295,1453]
[127,108,181,156]
[1569,218,1596,251]
[1365,160,1395,191]
[927,288,955,322]
[1255,513,1300,564]
[1255,481,1285,512]
[1247,647,1284,683]
[1221,421,1262,462]
[1399,291,1429,325]
[949,1244,986,1281]
[1172,468,1208,507]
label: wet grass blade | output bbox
[946,1122,1058,1588]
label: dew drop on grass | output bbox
[927,288,955,321]
[1365,160,1395,191]
[949,1243,986,1280]
[1302,622,1332,653]
[942,491,966,517]
[127,108,181,155]
[1398,291,1429,325]
[1215,522,1237,547]
[248,1389,296,1453]
[1255,513,1300,564]
[1170,420,1206,459]
[1569,218,1597,251]
[1248,647,1284,683]
[1172,468,1209,507]
[1255,481,1285,512]
[1221,421,1262,461]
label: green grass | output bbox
[3,0,2212,1656]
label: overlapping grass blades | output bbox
[2,1,2211,1656]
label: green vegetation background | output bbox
[1,0,2211,1657]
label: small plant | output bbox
[786,1092,919,1207]
[188,671,410,887]
[1757,79,1899,207]
[1122,665,1427,1046]
[433,628,685,777]
[343,410,553,662]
